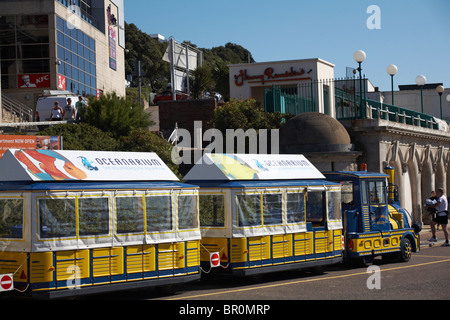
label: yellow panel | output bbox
[315,231,327,254]
[333,230,343,252]
[143,245,155,272]
[127,246,144,274]
[248,236,270,262]
[55,250,90,282]
[186,241,200,268]
[200,238,228,263]
[230,238,247,263]
[158,243,175,270]
[272,234,293,260]
[92,247,124,278]
[56,251,76,282]
[175,242,186,269]
[0,252,28,282]
[30,252,53,283]
[294,232,313,256]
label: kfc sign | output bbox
[58,74,66,90]
[18,74,50,89]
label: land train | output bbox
[0,151,420,298]
[184,154,420,276]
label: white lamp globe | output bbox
[436,85,444,94]
[353,50,367,63]
[446,94,450,103]
[387,64,398,76]
[416,75,427,86]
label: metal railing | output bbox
[1,94,33,123]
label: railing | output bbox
[365,99,439,130]
[1,94,33,123]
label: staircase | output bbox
[1,93,34,123]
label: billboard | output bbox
[0,135,62,159]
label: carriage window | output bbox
[115,196,144,234]
[263,193,282,225]
[341,181,354,205]
[79,197,110,236]
[368,180,387,205]
[178,195,198,230]
[286,193,305,224]
[38,198,76,238]
[327,191,342,221]
[199,194,225,227]
[306,192,324,225]
[236,194,262,227]
[146,195,172,232]
[0,198,24,239]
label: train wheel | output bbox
[397,238,412,263]
[357,255,374,267]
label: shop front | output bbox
[229,58,335,117]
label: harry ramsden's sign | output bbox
[234,67,311,86]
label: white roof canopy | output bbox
[0,149,179,182]
[183,153,325,181]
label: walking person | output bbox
[427,188,449,246]
[64,98,76,123]
[50,101,64,121]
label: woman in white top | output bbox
[50,101,64,121]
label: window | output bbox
[262,193,282,225]
[306,191,324,225]
[115,196,144,234]
[146,195,172,232]
[199,194,225,227]
[341,181,354,205]
[78,197,110,236]
[236,193,262,227]
[0,198,24,239]
[366,180,387,205]
[327,191,342,221]
[178,195,198,230]
[38,198,76,239]
[286,192,305,224]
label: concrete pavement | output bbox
[419,224,449,248]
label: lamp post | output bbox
[387,64,398,105]
[436,85,444,119]
[353,50,366,118]
[416,75,427,113]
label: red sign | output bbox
[234,67,310,87]
[18,74,51,89]
[0,135,62,159]
[210,252,220,268]
[58,74,66,90]
[0,274,13,292]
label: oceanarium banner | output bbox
[0,150,179,181]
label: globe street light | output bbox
[387,64,398,105]
[436,85,444,119]
[416,75,427,113]
[353,50,366,118]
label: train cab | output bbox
[0,149,201,299]
[324,167,420,265]
[184,153,344,277]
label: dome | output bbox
[280,112,353,153]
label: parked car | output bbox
[153,90,190,104]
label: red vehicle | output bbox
[153,90,190,104]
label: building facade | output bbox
[229,59,336,117]
[0,0,126,113]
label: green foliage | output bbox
[120,128,180,178]
[84,92,153,139]
[38,123,119,151]
[212,98,293,131]
[190,65,213,99]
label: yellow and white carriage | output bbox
[184,153,344,276]
[0,149,200,298]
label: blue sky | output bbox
[125,0,450,92]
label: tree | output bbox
[84,92,153,139]
[190,65,213,99]
[38,123,119,151]
[120,128,181,178]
